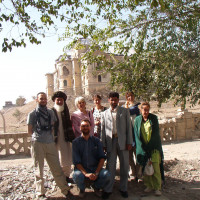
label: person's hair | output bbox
[93,94,102,100]
[37,92,46,98]
[80,119,91,126]
[75,96,86,108]
[108,92,119,99]
[140,102,150,109]
[125,91,134,100]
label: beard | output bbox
[54,103,64,112]
[82,130,90,136]
[111,103,117,109]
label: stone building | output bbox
[46,39,123,97]
[3,101,16,109]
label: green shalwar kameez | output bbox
[134,113,164,190]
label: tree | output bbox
[16,96,26,106]
[1,0,199,106]
[63,0,200,106]
[0,0,81,52]
[12,109,23,123]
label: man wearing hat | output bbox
[52,91,75,181]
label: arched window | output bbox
[63,66,69,76]
[64,80,67,86]
[98,75,102,82]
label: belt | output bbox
[113,133,118,138]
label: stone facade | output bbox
[46,39,123,97]
[159,110,200,141]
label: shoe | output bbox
[102,191,111,199]
[137,178,143,183]
[120,190,128,198]
[66,177,74,184]
[65,191,75,200]
[36,194,47,199]
[144,187,152,193]
[129,175,136,181]
[155,190,162,196]
[94,188,102,197]
[79,190,86,198]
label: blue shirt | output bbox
[72,136,106,173]
[129,103,140,116]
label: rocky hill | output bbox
[0,95,199,133]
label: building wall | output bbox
[46,44,123,97]
[45,73,54,97]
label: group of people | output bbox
[27,91,164,199]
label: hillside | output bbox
[0,95,199,133]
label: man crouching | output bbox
[72,119,110,198]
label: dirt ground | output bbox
[1,139,200,200]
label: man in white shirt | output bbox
[101,92,133,199]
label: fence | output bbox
[0,133,31,156]
[0,110,200,156]
[159,111,200,141]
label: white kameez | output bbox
[56,111,72,177]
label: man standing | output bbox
[123,91,141,181]
[101,92,133,199]
[27,92,70,198]
[52,91,75,181]
[72,119,110,198]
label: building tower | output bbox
[45,73,54,97]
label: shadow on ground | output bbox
[45,159,200,200]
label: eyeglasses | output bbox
[80,125,90,127]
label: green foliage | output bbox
[16,96,26,106]
[1,0,199,106]
[62,0,200,106]
[0,0,80,52]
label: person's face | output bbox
[80,121,91,136]
[108,97,119,109]
[78,100,86,111]
[36,94,47,107]
[55,97,64,106]
[93,97,101,106]
[141,105,150,119]
[127,94,134,102]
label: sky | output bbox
[0,1,130,109]
[0,36,67,109]
[0,0,74,109]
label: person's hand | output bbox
[95,120,100,125]
[126,144,132,151]
[85,173,98,181]
[148,160,152,165]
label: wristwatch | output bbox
[95,172,99,176]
